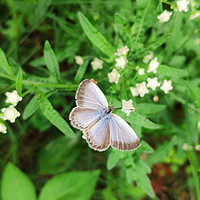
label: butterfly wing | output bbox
[84,117,110,152]
[109,114,140,151]
[75,79,108,110]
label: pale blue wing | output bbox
[109,114,140,151]
[75,79,108,110]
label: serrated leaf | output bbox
[78,12,115,60]
[36,89,75,138]
[75,60,89,83]
[16,68,23,96]
[0,48,13,75]
[107,151,121,170]
[1,163,37,200]
[44,40,60,80]
[157,65,188,77]
[23,96,38,120]
[39,171,100,200]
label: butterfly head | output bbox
[106,106,114,114]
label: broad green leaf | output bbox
[1,163,37,200]
[135,103,166,116]
[23,96,38,120]
[157,65,188,77]
[16,68,23,96]
[137,140,154,153]
[44,40,60,80]
[39,171,100,200]
[107,151,121,170]
[78,12,115,60]
[131,0,158,49]
[38,136,80,174]
[75,60,89,83]
[0,48,13,75]
[116,111,160,129]
[36,89,75,138]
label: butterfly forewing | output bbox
[75,79,108,110]
[109,114,140,151]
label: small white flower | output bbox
[195,38,200,45]
[91,58,103,70]
[143,51,154,64]
[147,77,161,91]
[115,56,127,69]
[177,0,189,12]
[1,105,20,123]
[160,80,173,94]
[115,46,129,56]
[198,121,200,130]
[75,55,84,65]
[157,10,173,23]
[148,57,159,73]
[130,87,139,97]
[195,144,200,151]
[182,143,189,151]
[121,99,135,116]
[138,68,145,75]
[0,123,7,134]
[136,82,149,97]
[5,90,22,106]
[153,95,159,102]
[190,11,200,20]
[108,69,120,84]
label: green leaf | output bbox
[78,12,115,60]
[38,136,80,174]
[107,151,121,170]
[35,89,75,138]
[74,60,89,83]
[157,65,188,77]
[23,96,39,120]
[16,68,23,96]
[116,111,160,129]
[44,40,60,80]
[1,163,37,200]
[137,140,154,153]
[39,171,100,200]
[0,48,13,75]
[135,103,166,116]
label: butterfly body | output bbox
[69,79,140,152]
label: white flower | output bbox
[182,143,189,151]
[147,77,161,91]
[115,46,129,56]
[177,0,189,12]
[130,87,139,97]
[75,55,84,65]
[121,99,135,116]
[1,105,20,123]
[138,68,145,75]
[108,69,120,84]
[136,82,149,97]
[195,144,200,151]
[115,56,127,69]
[91,58,103,70]
[0,123,7,134]
[148,57,159,73]
[160,80,173,94]
[157,10,173,23]
[5,90,22,106]
[143,51,154,64]
[153,95,159,102]
[190,11,200,20]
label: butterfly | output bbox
[69,79,140,152]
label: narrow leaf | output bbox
[36,89,75,138]
[39,171,100,200]
[1,163,37,200]
[107,151,121,170]
[75,60,89,83]
[16,68,23,96]
[0,48,13,75]
[78,12,115,60]
[44,40,60,80]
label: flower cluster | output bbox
[0,90,22,134]
[157,10,173,23]
[182,143,200,151]
[108,46,129,84]
[130,57,173,98]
